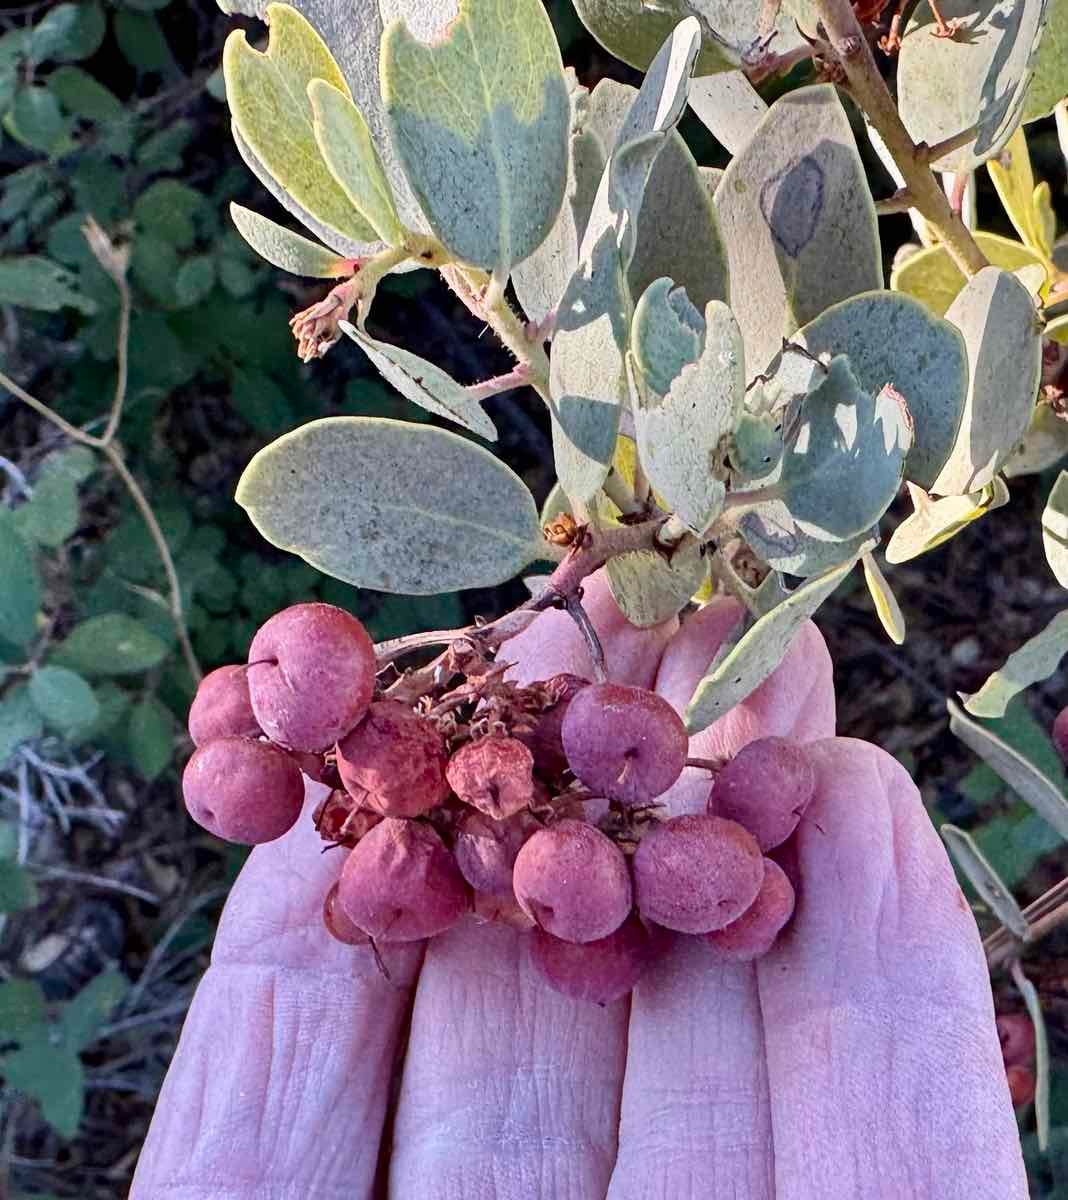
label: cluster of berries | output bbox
[182,602,819,1004]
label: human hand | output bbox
[131,576,1027,1199]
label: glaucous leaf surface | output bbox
[338,320,497,440]
[229,202,351,278]
[512,77,605,325]
[380,0,569,276]
[862,552,905,645]
[309,79,404,246]
[223,4,378,248]
[737,515,877,579]
[606,537,706,627]
[714,85,881,375]
[886,478,1010,563]
[1003,404,1068,477]
[792,290,968,490]
[549,20,700,507]
[897,0,1047,172]
[630,280,742,532]
[235,417,542,593]
[730,410,783,478]
[684,554,857,733]
[687,69,766,156]
[1023,0,1068,121]
[941,824,1029,938]
[948,699,1068,841]
[931,267,1042,495]
[1043,470,1068,587]
[963,609,1068,719]
[890,231,1049,317]
[570,0,803,76]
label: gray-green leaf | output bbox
[1003,404,1068,478]
[60,969,129,1053]
[931,267,1042,495]
[0,685,44,767]
[1023,0,1068,122]
[0,519,42,647]
[51,614,169,677]
[886,478,1010,563]
[0,256,96,315]
[1042,470,1068,587]
[128,696,174,781]
[606,536,706,628]
[339,321,496,440]
[28,666,99,738]
[685,555,857,733]
[235,417,543,594]
[229,203,349,279]
[1,1032,84,1139]
[941,824,1029,938]
[962,609,1068,718]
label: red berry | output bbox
[453,808,539,897]
[247,603,375,751]
[187,665,260,746]
[323,881,370,945]
[708,737,816,851]
[515,673,589,776]
[182,736,304,845]
[1006,1064,1035,1108]
[996,1012,1035,1069]
[704,858,795,961]
[530,913,652,1005]
[1052,706,1068,765]
[335,701,449,817]
[447,735,536,820]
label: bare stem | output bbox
[466,363,531,402]
[814,0,987,277]
[985,874,1068,970]
[918,123,980,166]
[563,592,608,682]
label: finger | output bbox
[607,607,836,1199]
[759,738,1028,1200]
[388,572,666,1198]
[131,782,423,1200]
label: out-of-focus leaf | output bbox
[133,180,202,250]
[0,858,38,913]
[685,555,857,733]
[948,699,1068,841]
[229,204,350,278]
[235,417,543,594]
[51,614,169,677]
[0,256,96,314]
[381,0,569,277]
[29,2,106,64]
[963,609,1068,718]
[886,478,1010,563]
[60,970,128,1053]
[339,321,496,440]
[793,290,968,491]
[931,267,1041,494]
[229,366,294,434]
[862,552,905,645]
[1023,0,1068,122]
[1003,404,1068,477]
[941,824,1028,937]
[309,79,404,246]
[0,1032,84,1139]
[550,21,700,506]
[898,0,1046,172]
[1011,962,1050,1151]
[0,685,44,767]
[50,66,123,122]
[890,232,1048,318]
[630,280,741,531]
[28,666,99,738]
[0,520,41,648]
[174,256,216,307]
[114,9,175,73]
[0,979,46,1038]
[714,84,881,375]
[128,697,174,781]
[1043,470,1068,587]
[223,4,377,251]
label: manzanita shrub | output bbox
[178,0,1068,1011]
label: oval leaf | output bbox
[1002,401,1068,478]
[793,290,968,491]
[606,538,706,628]
[229,203,350,278]
[687,69,767,156]
[941,824,1029,938]
[898,0,1046,172]
[0,520,42,648]
[223,4,377,248]
[1023,0,1068,122]
[381,0,570,277]
[684,555,857,733]
[339,320,497,440]
[28,666,99,738]
[1042,470,1068,587]
[963,609,1068,718]
[931,267,1042,495]
[235,417,543,593]
[948,699,1068,841]
[50,614,169,677]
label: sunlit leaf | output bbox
[630,280,741,531]
[987,127,1052,259]
[941,824,1028,938]
[1042,470,1068,587]
[948,699,1068,841]
[1003,404,1068,478]
[793,290,968,490]
[886,478,1010,563]
[381,0,569,277]
[963,609,1068,718]
[687,69,766,156]
[223,4,377,250]
[714,84,881,375]
[684,555,857,733]
[229,203,350,278]
[606,538,706,627]
[931,267,1041,494]
[890,231,1049,317]
[339,320,497,440]
[898,0,1046,172]
[236,417,543,593]
[862,551,905,645]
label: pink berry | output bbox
[453,809,538,897]
[187,665,261,746]
[633,814,764,933]
[704,858,795,961]
[337,818,469,942]
[335,701,449,818]
[323,881,370,945]
[996,1013,1035,1069]
[182,736,304,845]
[708,736,816,851]
[515,673,589,775]
[1052,706,1068,765]
[247,603,375,752]
[512,818,632,943]
[530,913,652,1005]
[561,682,688,805]
[447,735,536,820]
